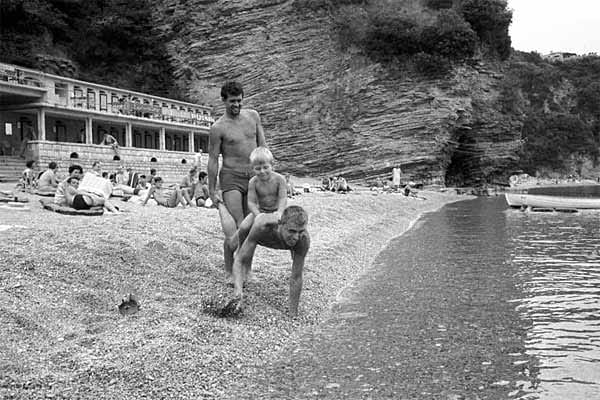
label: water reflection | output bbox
[506,209,600,399]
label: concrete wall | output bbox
[29,141,208,185]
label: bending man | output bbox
[208,81,267,276]
[222,205,310,317]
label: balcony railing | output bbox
[1,62,214,128]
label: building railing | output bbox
[0,62,214,128]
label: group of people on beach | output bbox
[207,81,310,317]
[19,158,212,213]
[15,81,311,316]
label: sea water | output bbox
[233,196,600,399]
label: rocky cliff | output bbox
[151,0,523,186]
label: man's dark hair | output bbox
[221,81,244,100]
[26,160,35,168]
[69,164,83,174]
[66,176,79,184]
[49,161,57,170]
[198,171,207,179]
[150,168,156,175]
[281,206,308,226]
[154,177,163,183]
[139,174,146,179]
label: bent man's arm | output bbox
[207,126,222,204]
[289,234,310,317]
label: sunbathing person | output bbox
[180,167,199,207]
[72,171,120,212]
[37,162,60,194]
[19,160,36,190]
[54,164,83,207]
[141,177,188,208]
[195,171,211,207]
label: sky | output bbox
[506,0,600,55]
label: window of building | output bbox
[144,133,153,149]
[87,89,96,110]
[99,91,108,111]
[54,83,68,104]
[134,132,142,148]
[73,86,84,108]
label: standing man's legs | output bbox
[221,189,246,275]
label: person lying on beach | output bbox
[223,205,310,317]
[71,172,120,212]
[54,164,83,207]
[141,177,188,208]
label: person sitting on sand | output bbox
[54,164,83,207]
[19,160,36,190]
[136,175,149,190]
[37,162,60,194]
[90,161,102,176]
[141,177,188,208]
[222,205,310,317]
[334,175,350,193]
[112,165,135,196]
[180,167,199,207]
[195,171,211,207]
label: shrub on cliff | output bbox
[419,10,478,60]
[520,113,598,173]
[0,0,180,99]
[411,53,453,78]
[460,0,512,60]
[425,0,454,10]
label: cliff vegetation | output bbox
[1,0,599,184]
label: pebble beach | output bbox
[0,183,468,399]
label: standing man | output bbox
[208,81,267,276]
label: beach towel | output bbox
[39,199,104,216]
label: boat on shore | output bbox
[505,192,600,210]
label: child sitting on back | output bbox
[221,147,287,251]
[247,146,288,219]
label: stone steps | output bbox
[0,156,25,182]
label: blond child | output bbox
[246,146,288,218]
[217,146,287,276]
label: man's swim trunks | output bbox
[219,168,253,194]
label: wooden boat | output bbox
[505,193,600,210]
